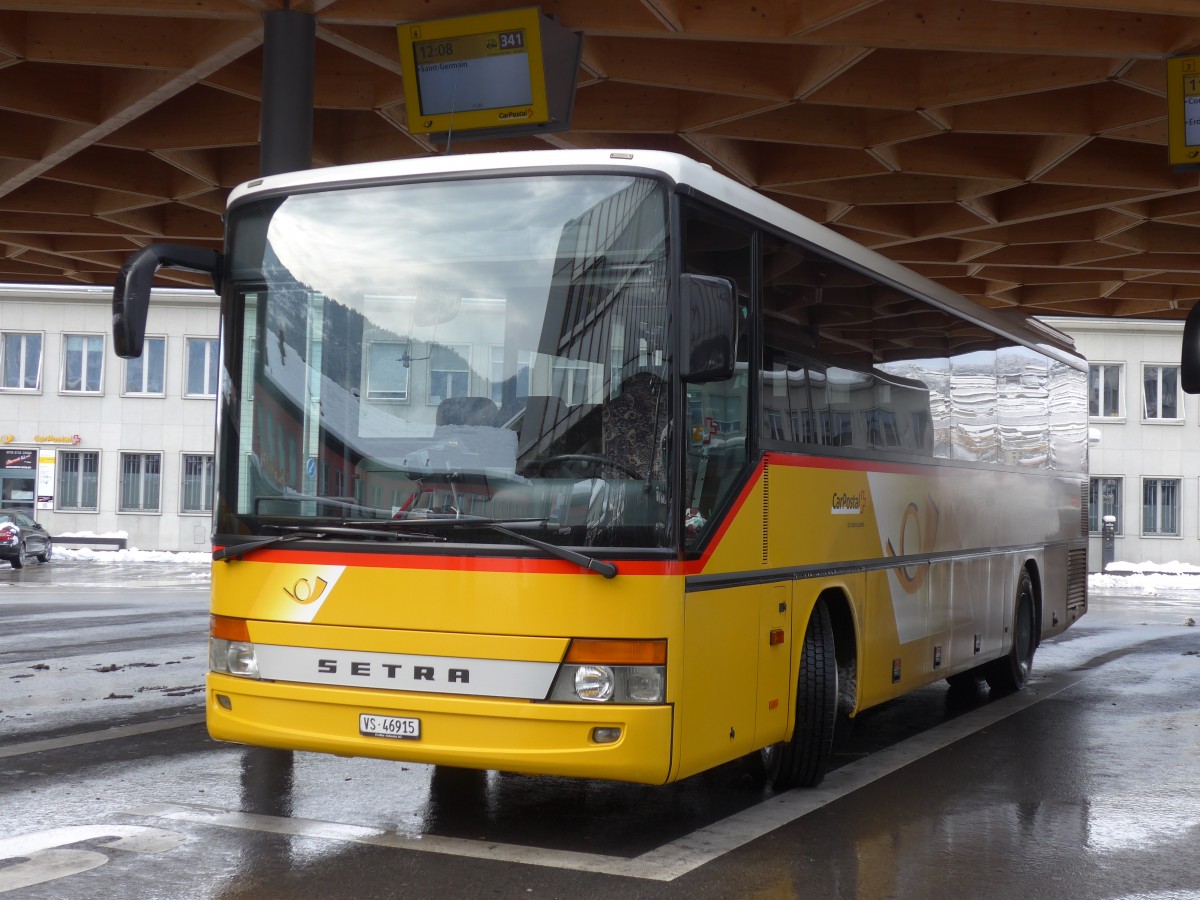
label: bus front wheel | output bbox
[757,600,838,790]
[984,569,1037,693]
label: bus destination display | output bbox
[414,28,534,117]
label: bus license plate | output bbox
[359,713,420,740]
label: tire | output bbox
[10,542,27,569]
[756,600,838,790]
[36,540,52,564]
[984,569,1037,693]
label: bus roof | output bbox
[228,149,1084,369]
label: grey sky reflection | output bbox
[265,175,643,319]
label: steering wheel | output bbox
[525,453,643,480]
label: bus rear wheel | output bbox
[757,600,838,790]
[984,569,1036,694]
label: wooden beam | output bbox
[0,210,137,235]
[316,23,403,76]
[45,146,207,198]
[570,81,680,133]
[101,84,260,150]
[0,0,259,17]
[0,63,101,123]
[807,0,1183,57]
[1103,220,1200,253]
[1039,138,1192,191]
[0,17,261,198]
[756,143,890,185]
[790,0,887,36]
[639,0,682,32]
[587,36,793,100]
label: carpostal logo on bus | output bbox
[831,490,868,516]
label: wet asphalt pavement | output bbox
[1,560,1198,899]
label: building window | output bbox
[124,336,166,395]
[1088,363,1121,418]
[428,343,470,405]
[57,450,99,511]
[181,454,214,513]
[366,341,410,400]
[765,409,785,440]
[1142,478,1180,536]
[1089,477,1122,534]
[185,337,219,397]
[2,332,42,390]
[551,359,590,406]
[120,452,162,512]
[490,346,532,409]
[1142,365,1181,420]
[61,334,104,393]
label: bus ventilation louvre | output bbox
[1069,480,1088,615]
[1067,548,1087,614]
[762,460,770,566]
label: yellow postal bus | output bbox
[113,149,1088,788]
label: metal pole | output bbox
[260,9,315,177]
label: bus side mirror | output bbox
[1183,300,1200,394]
[113,244,224,359]
[680,273,738,383]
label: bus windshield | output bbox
[219,173,673,549]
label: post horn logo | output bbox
[885,496,940,594]
[283,576,329,605]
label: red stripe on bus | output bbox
[684,458,767,575]
[214,454,937,577]
[684,452,945,574]
[211,547,684,576]
[764,452,939,477]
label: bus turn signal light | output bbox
[210,615,251,642]
[564,638,666,665]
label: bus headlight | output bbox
[547,639,666,704]
[624,666,665,702]
[574,665,615,701]
[209,615,260,679]
[209,638,260,679]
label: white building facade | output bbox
[1,293,1194,564]
[1,285,218,552]
[1044,316,1200,572]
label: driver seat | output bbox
[602,372,666,479]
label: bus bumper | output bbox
[207,673,676,784]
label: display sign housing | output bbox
[398,7,581,140]
[1167,56,1200,169]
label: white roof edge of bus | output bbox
[228,149,1083,368]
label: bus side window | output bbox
[681,203,752,545]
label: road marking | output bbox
[0,825,185,893]
[0,714,205,759]
[127,668,1089,881]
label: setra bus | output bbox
[113,149,1089,788]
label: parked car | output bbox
[0,508,52,568]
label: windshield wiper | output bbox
[214,530,322,563]
[330,515,618,578]
[345,514,549,528]
[214,524,443,563]
[471,523,618,579]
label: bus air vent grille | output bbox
[762,460,769,566]
[1067,547,1087,611]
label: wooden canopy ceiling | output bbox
[1,0,1199,319]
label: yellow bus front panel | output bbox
[208,555,687,784]
[208,673,675,784]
